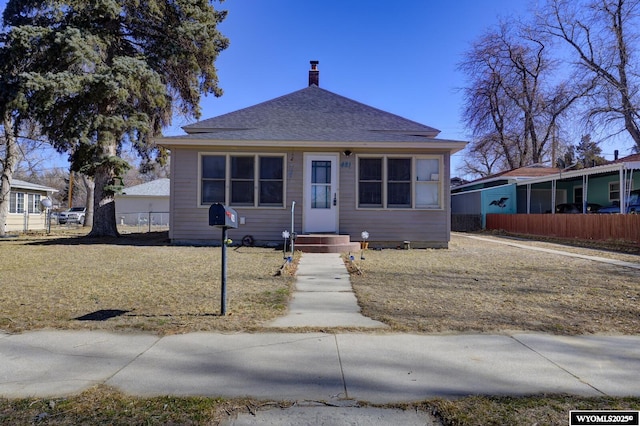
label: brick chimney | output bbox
[309,60,319,86]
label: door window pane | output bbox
[312,186,331,209]
[311,160,331,208]
[312,161,331,184]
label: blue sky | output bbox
[184,0,533,177]
[1,0,534,177]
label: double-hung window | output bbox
[9,192,25,214]
[358,158,383,207]
[201,154,285,207]
[609,182,620,202]
[259,156,284,206]
[415,158,440,208]
[202,155,226,204]
[28,194,41,213]
[358,156,442,209]
[231,156,255,205]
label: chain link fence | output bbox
[116,212,170,233]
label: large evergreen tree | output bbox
[1,0,229,237]
[0,18,30,237]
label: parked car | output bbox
[555,203,602,213]
[58,207,86,225]
[598,189,640,214]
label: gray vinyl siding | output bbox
[169,146,452,247]
[170,147,305,244]
[337,151,451,247]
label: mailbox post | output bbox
[209,203,238,315]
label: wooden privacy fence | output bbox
[486,214,640,244]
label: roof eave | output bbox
[515,161,640,186]
[157,138,467,153]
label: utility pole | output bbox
[68,171,74,208]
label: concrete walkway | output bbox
[1,331,639,400]
[458,233,640,270]
[268,253,387,328]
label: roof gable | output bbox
[8,179,58,193]
[183,85,440,138]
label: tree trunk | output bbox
[87,142,119,238]
[80,174,95,228]
[0,112,18,237]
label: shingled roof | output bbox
[120,178,170,197]
[170,85,444,144]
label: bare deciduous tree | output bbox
[460,20,591,177]
[542,0,640,153]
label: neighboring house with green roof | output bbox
[115,178,170,227]
[158,62,467,247]
[3,179,58,233]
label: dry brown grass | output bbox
[424,394,640,426]
[0,385,293,425]
[0,231,296,334]
[2,386,639,426]
[2,230,639,336]
[349,234,640,335]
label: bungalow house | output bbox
[158,61,467,248]
[3,179,58,233]
[115,178,170,227]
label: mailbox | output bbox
[209,203,238,229]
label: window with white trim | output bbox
[357,155,442,209]
[609,182,620,202]
[28,194,41,213]
[416,158,440,208]
[9,192,25,214]
[201,154,285,207]
[358,158,382,207]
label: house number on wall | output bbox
[340,161,352,168]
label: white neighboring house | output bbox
[4,179,58,233]
[115,178,170,227]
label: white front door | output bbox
[303,154,338,233]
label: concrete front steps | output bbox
[294,234,361,253]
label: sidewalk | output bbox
[1,330,639,400]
